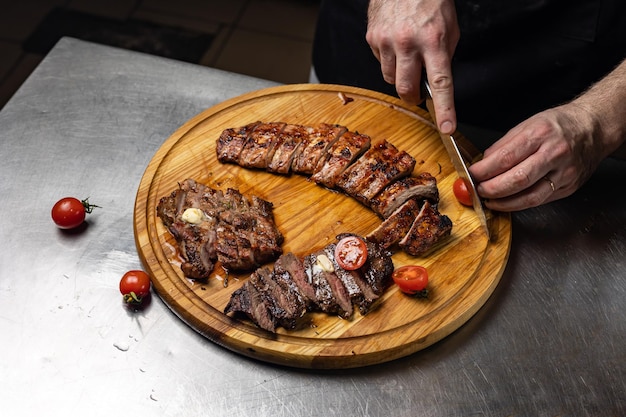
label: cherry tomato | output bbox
[51,197,99,229]
[119,270,151,306]
[392,265,429,295]
[334,235,368,270]
[453,177,473,207]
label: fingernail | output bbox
[440,121,453,134]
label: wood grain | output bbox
[133,84,512,369]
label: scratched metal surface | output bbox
[0,38,624,417]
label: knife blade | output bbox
[421,80,491,239]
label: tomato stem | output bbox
[123,291,143,305]
[412,289,429,298]
[81,197,101,214]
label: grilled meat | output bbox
[398,200,453,256]
[369,173,439,219]
[273,252,317,308]
[249,266,306,330]
[366,198,422,249]
[156,179,284,279]
[238,122,286,169]
[310,130,371,188]
[224,235,394,331]
[291,123,347,174]
[214,121,453,262]
[225,281,277,332]
[215,121,261,163]
[336,140,415,205]
[267,124,308,174]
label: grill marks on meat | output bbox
[399,200,453,256]
[336,139,416,204]
[215,122,452,258]
[224,236,394,332]
[369,173,439,219]
[156,178,284,279]
[310,130,371,188]
[291,123,347,174]
[216,121,261,163]
[238,122,286,168]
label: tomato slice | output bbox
[392,265,429,295]
[453,177,473,207]
[334,236,368,270]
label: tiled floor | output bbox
[0,0,320,111]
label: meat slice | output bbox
[267,124,308,174]
[302,249,353,319]
[310,130,371,188]
[249,267,307,330]
[238,122,286,169]
[215,189,284,271]
[323,244,366,307]
[224,236,395,331]
[168,220,218,279]
[291,123,347,174]
[156,179,284,279]
[336,140,416,205]
[273,252,317,308]
[366,198,422,250]
[224,281,277,332]
[369,173,439,218]
[216,121,261,163]
[398,200,453,256]
[359,238,395,298]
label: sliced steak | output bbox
[291,123,347,174]
[156,179,284,279]
[224,281,277,332]
[366,198,422,250]
[310,130,371,188]
[238,122,286,169]
[302,250,353,318]
[369,173,439,218]
[336,140,416,205]
[249,267,306,330]
[359,237,395,298]
[224,235,395,331]
[216,121,261,163]
[169,220,218,279]
[335,233,393,314]
[323,244,366,308]
[267,124,308,174]
[273,252,317,308]
[399,200,453,256]
[215,189,284,271]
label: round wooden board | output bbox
[134,84,512,369]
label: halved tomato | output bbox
[392,265,429,295]
[334,236,368,270]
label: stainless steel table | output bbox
[1,37,624,416]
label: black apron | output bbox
[313,0,626,131]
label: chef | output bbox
[312,0,626,211]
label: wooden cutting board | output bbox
[134,84,511,369]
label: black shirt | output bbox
[313,0,626,131]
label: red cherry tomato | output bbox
[453,177,473,206]
[392,265,429,295]
[334,236,368,270]
[51,197,99,229]
[119,270,151,306]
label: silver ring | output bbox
[543,176,555,192]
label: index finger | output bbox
[424,66,456,134]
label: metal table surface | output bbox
[0,38,624,416]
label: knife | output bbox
[421,79,491,239]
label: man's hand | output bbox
[366,0,459,134]
[469,59,626,211]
